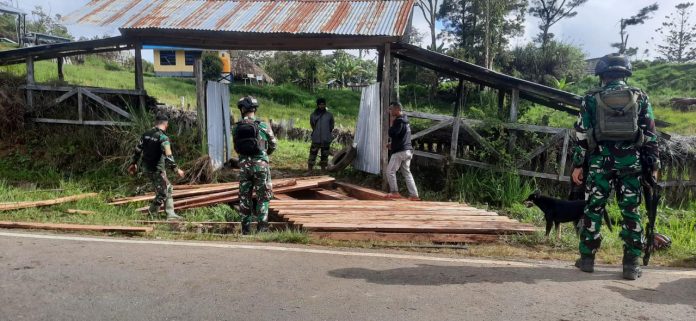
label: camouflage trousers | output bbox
[147,171,176,218]
[239,159,273,225]
[580,152,643,257]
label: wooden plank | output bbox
[52,88,78,106]
[309,232,500,243]
[23,85,145,96]
[404,111,452,122]
[459,120,502,158]
[284,217,516,224]
[450,79,464,159]
[276,210,498,217]
[66,209,96,215]
[413,150,446,160]
[81,88,133,119]
[334,182,392,201]
[299,222,537,234]
[0,193,99,211]
[57,57,64,81]
[410,119,453,140]
[516,131,565,167]
[110,183,240,205]
[31,118,133,126]
[0,221,152,233]
[308,188,356,200]
[273,194,297,200]
[77,88,84,122]
[135,221,289,232]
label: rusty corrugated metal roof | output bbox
[63,0,414,37]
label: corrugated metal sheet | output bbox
[63,0,414,37]
[206,82,232,169]
[353,83,381,174]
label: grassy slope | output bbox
[0,57,362,129]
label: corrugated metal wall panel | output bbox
[353,83,381,175]
[206,81,232,169]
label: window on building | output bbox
[184,51,197,66]
[159,50,176,65]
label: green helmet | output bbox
[237,96,259,113]
[594,53,632,78]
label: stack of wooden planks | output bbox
[270,199,537,243]
[107,176,336,212]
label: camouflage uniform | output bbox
[233,116,277,226]
[131,127,180,218]
[572,80,659,258]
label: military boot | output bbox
[622,252,642,280]
[305,164,314,176]
[241,221,252,235]
[575,254,595,273]
[257,221,269,233]
[164,198,182,221]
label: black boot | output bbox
[622,252,642,280]
[257,221,269,233]
[575,254,595,273]
[241,222,252,235]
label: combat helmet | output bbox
[237,96,259,113]
[594,53,632,78]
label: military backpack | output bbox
[233,120,265,156]
[588,88,644,149]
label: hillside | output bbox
[0,56,362,129]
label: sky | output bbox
[9,0,688,61]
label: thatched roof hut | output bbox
[231,56,274,84]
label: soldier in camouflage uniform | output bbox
[572,54,660,280]
[129,115,186,220]
[232,96,277,234]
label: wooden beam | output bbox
[558,130,570,180]
[25,56,34,111]
[335,182,392,201]
[66,209,96,215]
[0,221,152,233]
[459,120,503,158]
[509,89,519,122]
[308,188,356,200]
[410,119,453,140]
[413,150,446,160]
[308,232,501,243]
[77,88,83,122]
[451,79,465,159]
[273,194,297,200]
[380,43,391,190]
[515,131,566,168]
[52,88,77,106]
[194,53,207,155]
[81,88,133,120]
[22,84,145,96]
[0,193,98,211]
[497,89,505,117]
[134,42,146,110]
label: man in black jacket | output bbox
[308,98,335,172]
[386,102,419,200]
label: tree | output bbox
[26,5,72,39]
[416,0,440,51]
[502,40,586,86]
[202,53,222,81]
[529,0,588,48]
[439,0,527,69]
[654,2,696,62]
[327,50,365,87]
[612,3,659,55]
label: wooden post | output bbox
[380,43,392,191]
[558,129,570,180]
[194,53,207,155]
[26,56,34,111]
[508,88,520,152]
[497,89,505,118]
[77,88,84,123]
[134,43,146,110]
[450,78,465,159]
[57,57,64,82]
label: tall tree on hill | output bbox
[439,0,527,69]
[529,0,588,49]
[612,3,659,55]
[654,2,696,63]
[416,0,441,51]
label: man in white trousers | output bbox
[385,102,420,201]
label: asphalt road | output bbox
[1,231,695,321]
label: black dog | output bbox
[524,191,613,239]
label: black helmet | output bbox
[594,53,632,78]
[155,114,169,122]
[237,96,259,113]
